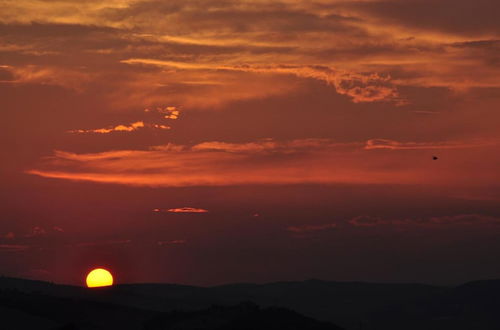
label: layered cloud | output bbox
[0,64,91,91]
[122,60,402,104]
[1,0,499,110]
[26,138,500,187]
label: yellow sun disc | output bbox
[86,268,114,288]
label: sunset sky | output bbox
[1,0,500,286]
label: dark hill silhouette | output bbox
[0,288,154,330]
[2,276,500,329]
[144,302,343,330]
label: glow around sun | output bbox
[86,268,114,288]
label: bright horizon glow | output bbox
[86,268,114,288]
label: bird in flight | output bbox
[433,156,439,160]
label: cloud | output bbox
[145,106,180,119]
[192,140,279,153]
[1,0,499,108]
[122,59,402,104]
[287,223,337,233]
[25,226,46,237]
[348,214,500,227]
[0,244,30,252]
[191,138,352,153]
[428,214,500,225]
[2,232,15,239]
[336,0,500,36]
[23,226,64,238]
[68,121,171,134]
[74,239,131,247]
[0,65,91,91]
[450,193,500,202]
[68,121,144,134]
[26,137,500,187]
[364,138,499,150]
[157,239,186,246]
[161,207,209,213]
[348,216,394,227]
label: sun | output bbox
[86,268,114,288]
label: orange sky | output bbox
[1,0,499,286]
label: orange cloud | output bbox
[26,138,500,187]
[145,106,180,119]
[2,0,499,109]
[0,65,91,91]
[191,139,355,153]
[166,207,209,213]
[67,120,172,134]
[68,121,145,134]
[364,139,499,150]
[123,59,402,104]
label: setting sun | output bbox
[86,268,114,288]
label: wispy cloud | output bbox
[68,120,172,134]
[0,65,91,91]
[1,0,499,108]
[157,239,187,246]
[26,137,500,187]
[0,244,30,252]
[122,59,403,104]
[25,226,46,238]
[349,214,500,227]
[153,207,209,213]
[364,138,499,150]
[74,239,131,247]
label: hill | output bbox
[2,277,500,329]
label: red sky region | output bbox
[1,0,500,286]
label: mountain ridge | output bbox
[2,276,500,329]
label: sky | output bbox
[1,0,500,286]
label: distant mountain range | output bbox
[1,277,500,329]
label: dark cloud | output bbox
[348,214,500,227]
[0,244,30,252]
[110,0,365,35]
[340,0,500,36]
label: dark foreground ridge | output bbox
[1,277,500,329]
[144,302,342,330]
